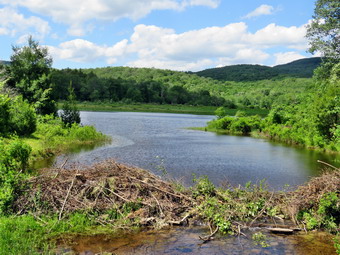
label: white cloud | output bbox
[274,52,306,65]
[48,22,308,71]
[48,38,128,64]
[247,23,307,49]
[243,4,274,19]
[0,0,220,36]
[0,7,50,38]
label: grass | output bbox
[22,116,110,162]
[57,101,269,116]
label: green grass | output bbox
[58,101,269,116]
[22,116,110,162]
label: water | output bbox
[48,111,338,254]
[46,111,339,190]
[57,226,337,255]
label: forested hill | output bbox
[0,60,10,66]
[194,57,322,82]
[273,57,322,77]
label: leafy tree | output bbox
[6,36,56,115]
[60,83,81,127]
[306,0,340,62]
[0,81,37,136]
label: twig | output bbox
[199,225,219,243]
[248,192,274,227]
[168,213,191,225]
[54,158,68,178]
[150,191,164,217]
[317,160,339,170]
[129,176,192,201]
[58,171,77,220]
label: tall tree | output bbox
[6,36,56,115]
[306,0,340,62]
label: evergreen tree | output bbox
[60,82,80,127]
[6,36,56,115]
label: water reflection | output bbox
[44,111,339,190]
[58,227,336,255]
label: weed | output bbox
[252,232,270,248]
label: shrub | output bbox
[0,138,31,214]
[8,96,37,136]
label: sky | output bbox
[0,0,318,71]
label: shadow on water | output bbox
[57,226,337,255]
[31,140,110,170]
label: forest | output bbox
[194,57,322,81]
[50,65,315,110]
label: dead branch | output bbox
[199,225,219,243]
[58,171,78,220]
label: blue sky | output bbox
[0,0,317,71]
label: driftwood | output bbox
[267,227,294,234]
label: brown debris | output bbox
[288,169,340,217]
[15,159,193,226]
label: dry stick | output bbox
[199,225,219,243]
[58,171,78,220]
[95,184,153,207]
[54,158,69,178]
[129,176,191,201]
[317,160,339,170]
[168,213,191,225]
[150,191,164,217]
[248,192,274,227]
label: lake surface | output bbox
[50,111,339,190]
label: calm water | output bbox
[58,226,337,255]
[49,111,338,190]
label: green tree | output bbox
[6,36,56,115]
[60,83,81,127]
[306,0,340,61]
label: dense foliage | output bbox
[0,83,37,136]
[51,65,316,112]
[207,63,339,151]
[306,0,340,61]
[194,58,322,81]
[4,37,56,115]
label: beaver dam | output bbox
[15,159,339,254]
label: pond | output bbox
[45,111,339,190]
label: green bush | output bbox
[0,94,37,137]
[8,96,37,136]
[0,138,31,214]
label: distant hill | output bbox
[195,57,322,82]
[272,57,322,78]
[0,60,10,66]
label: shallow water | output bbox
[42,111,339,190]
[57,226,337,255]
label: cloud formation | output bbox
[0,7,50,39]
[0,0,220,36]
[48,22,308,71]
[243,4,274,19]
[274,52,306,65]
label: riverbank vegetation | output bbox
[0,37,109,254]
[1,159,338,254]
[62,101,269,116]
